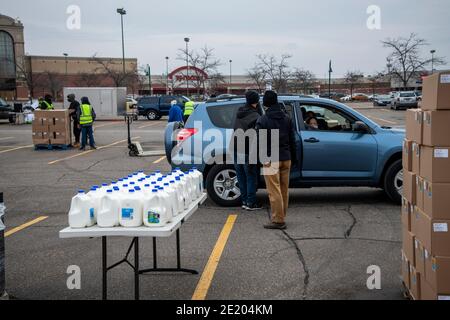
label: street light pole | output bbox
[165,57,169,95]
[184,37,190,96]
[229,60,232,94]
[147,64,152,95]
[431,50,436,74]
[117,8,127,76]
[63,53,68,86]
[328,60,333,98]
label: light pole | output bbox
[328,60,333,98]
[431,50,436,74]
[63,53,68,86]
[117,8,127,75]
[184,37,190,96]
[147,64,152,95]
[229,60,232,94]
[165,56,169,95]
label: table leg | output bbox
[102,236,107,300]
[176,230,181,269]
[153,237,157,269]
[134,237,140,301]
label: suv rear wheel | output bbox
[206,164,242,207]
[146,109,160,121]
[383,159,403,204]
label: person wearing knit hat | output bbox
[231,90,263,211]
[256,90,297,230]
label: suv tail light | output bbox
[177,128,198,142]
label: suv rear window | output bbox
[207,104,244,128]
[400,92,415,97]
[138,97,159,104]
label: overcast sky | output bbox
[2,0,449,78]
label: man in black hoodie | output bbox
[232,90,262,211]
[256,91,297,230]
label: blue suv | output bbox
[165,96,405,207]
[137,95,190,120]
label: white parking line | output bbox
[0,137,14,141]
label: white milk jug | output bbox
[163,183,181,217]
[157,187,174,222]
[143,190,171,227]
[175,176,190,210]
[98,189,121,228]
[87,187,103,221]
[119,189,143,227]
[185,171,199,200]
[191,168,204,197]
[68,190,96,228]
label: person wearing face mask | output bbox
[67,94,81,148]
[168,100,184,123]
[305,117,320,130]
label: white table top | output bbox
[59,193,207,239]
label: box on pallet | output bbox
[419,146,450,183]
[32,132,50,145]
[402,251,411,289]
[415,208,450,256]
[409,265,421,300]
[416,176,425,211]
[401,197,412,232]
[403,139,413,172]
[422,72,450,111]
[403,171,416,205]
[423,180,450,220]
[406,109,423,144]
[411,143,420,175]
[422,111,450,146]
[424,255,450,295]
[403,227,415,265]
[414,239,426,276]
[411,206,422,236]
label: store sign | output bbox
[168,66,208,87]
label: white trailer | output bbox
[63,87,127,119]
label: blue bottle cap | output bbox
[113,187,120,191]
[90,188,97,192]
[145,175,151,179]
[123,184,129,188]
[107,190,113,193]
[151,181,157,185]
[135,186,141,191]
[130,182,136,185]
[118,179,123,182]
[78,190,85,194]
[102,183,108,187]
[170,181,175,184]
[175,177,181,181]
[152,189,158,193]
[144,184,150,188]
[139,170,144,173]
[164,183,169,186]
[129,189,135,193]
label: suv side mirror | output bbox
[353,121,370,133]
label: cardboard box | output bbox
[423,181,450,220]
[424,255,450,294]
[420,277,438,300]
[412,143,420,175]
[414,239,426,276]
[406,109,423,144]
[409,265,421,300]
[49,123,70,135]
[402,251,411,289]
[416,208,450,256]
[420,146,450,183]
[403,227,415,265]
[33,110,54,125]
[416,176,425,211]
[32,123,49,133]
[404,171,416,205]
[411,206,421,236]
[422,111,450,147]
[403,139,413,172]
[422,72,450,111]
[51,132,71,145]
[32,132,50,145]
[401,197,412,232]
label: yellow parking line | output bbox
[153,156,167,164]
[138,122,162,129]
[5,216,49,237]
[0,145,33,155]
[192,215,238,301]
[0,137,13,141]
[48,137,140,165]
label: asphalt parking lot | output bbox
[1,103,407,300]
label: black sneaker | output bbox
[242,204,249,210]
[90,145,97,150]
[246,203,263,211]
[264,222,287,230]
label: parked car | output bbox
[352,93,370,102]
[373,94,393,107]
[390,91,418,110]
[137,95,190,120]
[165,96,405,207]
[415,91,423,101]
[0,98,14,123]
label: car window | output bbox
[207,104,244,128]
[138,97,158,104]
[400,92,415,97]
[161,97,173,104]
[300,104,355,132]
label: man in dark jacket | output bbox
[256,91,297,230]
[67,94,81,148]
[232,90,262,211]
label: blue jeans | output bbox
[81,125,95,149]
[235,163,259,206]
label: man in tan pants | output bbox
[257,91,297,230]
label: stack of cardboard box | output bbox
[32,110,72,146]
[402,71,450,300]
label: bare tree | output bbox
[382,33,445,89]
[75,72,100,87]
[208,73,226,95]
[0,56,41,99]
[41,71,63,100]
[255,54,292,92]
[177,45,222,94]
[90,56,136,87]
[291,69,316,94]
[247,65,266,93]
[367,72,386,95]
[344,71,364,99]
